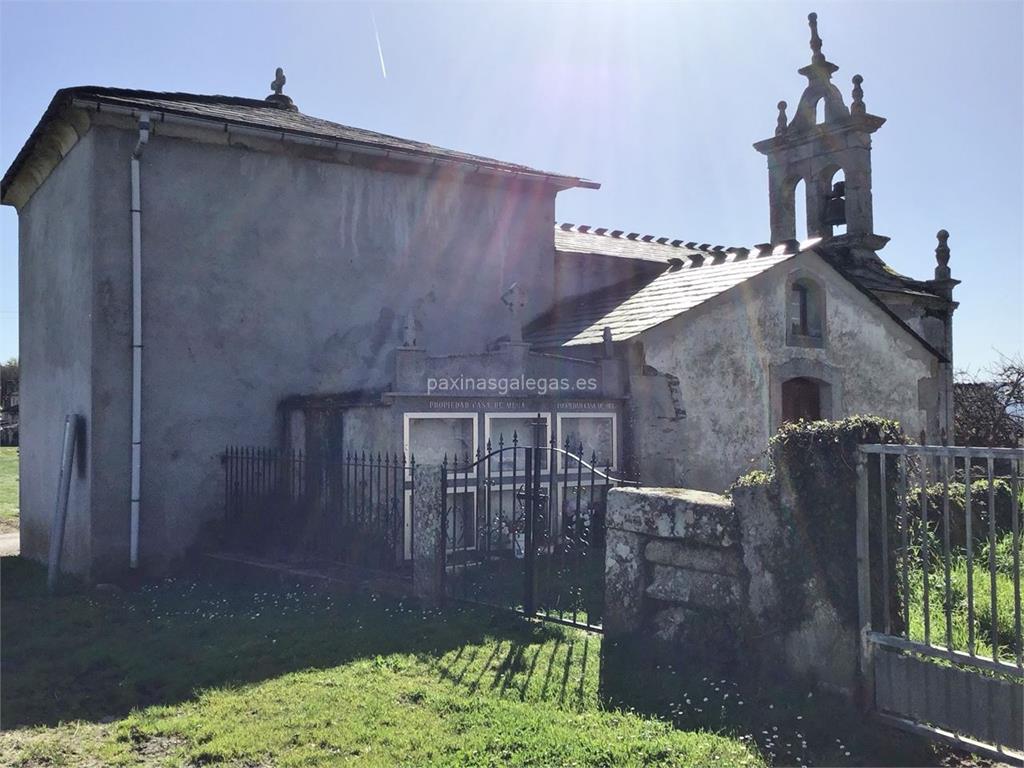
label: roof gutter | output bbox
[68,97,600,191]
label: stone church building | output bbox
[2,14,957,578]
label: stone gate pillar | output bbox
[412,464,446,606]
[604,486,746,666]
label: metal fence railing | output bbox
[222,447,414,572]
[857,443,1023,760]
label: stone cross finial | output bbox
[402,310,418,347]
[266,67,298,110]
[851,74,865,116]
[271,67,286,96]
[501,282,528,344]
[775,101,788,135]
[934,229,951,280]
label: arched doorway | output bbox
[781,377,822,423]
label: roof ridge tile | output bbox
[554,222,831,263]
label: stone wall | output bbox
[605,487,748,668]
[606,480,862,695]
[731,480,859,694]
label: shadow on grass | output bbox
[2,553,938,766]
[429,622,595,711]
[0,556,585,729]
[598,636,945,768]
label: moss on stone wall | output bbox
[731,417,906,632]
[730,469,774,490]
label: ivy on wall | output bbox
[732,416,906,630]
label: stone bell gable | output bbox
[751,12,959,440]
[753,13,886,247]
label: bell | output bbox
[822,181,846,227]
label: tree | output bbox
[954,353,1024,447]
[0,357,16,399]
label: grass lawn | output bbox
[0,558,762,767]
[0,446,18,534]
[906,532,1022,662]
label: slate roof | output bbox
[2,86,598,198]
[816,246,942,299]
[528,226,796,347]
[555,224,944,300]
[528,224,949,361]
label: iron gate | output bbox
[441,417,637,631]
[856,443,1023,762]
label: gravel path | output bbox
[0,532,20,556]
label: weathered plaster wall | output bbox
[17,130,95,574]
[625,366,687,486]
[87,127,135,579]
[642,251,938,492]
[339,406,400,458]
[88,124,558,571]
[879,292,955,440]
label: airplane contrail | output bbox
[371,12,387,79]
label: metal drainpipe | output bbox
[129,112,150,569]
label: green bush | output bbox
[911,478,1019,547]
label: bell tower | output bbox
[754,13,887,249]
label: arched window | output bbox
[787,276,825,347]
[781,377,822,423]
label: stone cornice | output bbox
[753,113,886,155]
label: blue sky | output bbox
[1,1,1021,372]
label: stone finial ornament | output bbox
[266,67,298,110]
[783,12,846,133]
[934,229,951,281]
[776,101,788,135]
[808,12,825,65]
[851,74,865,116]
